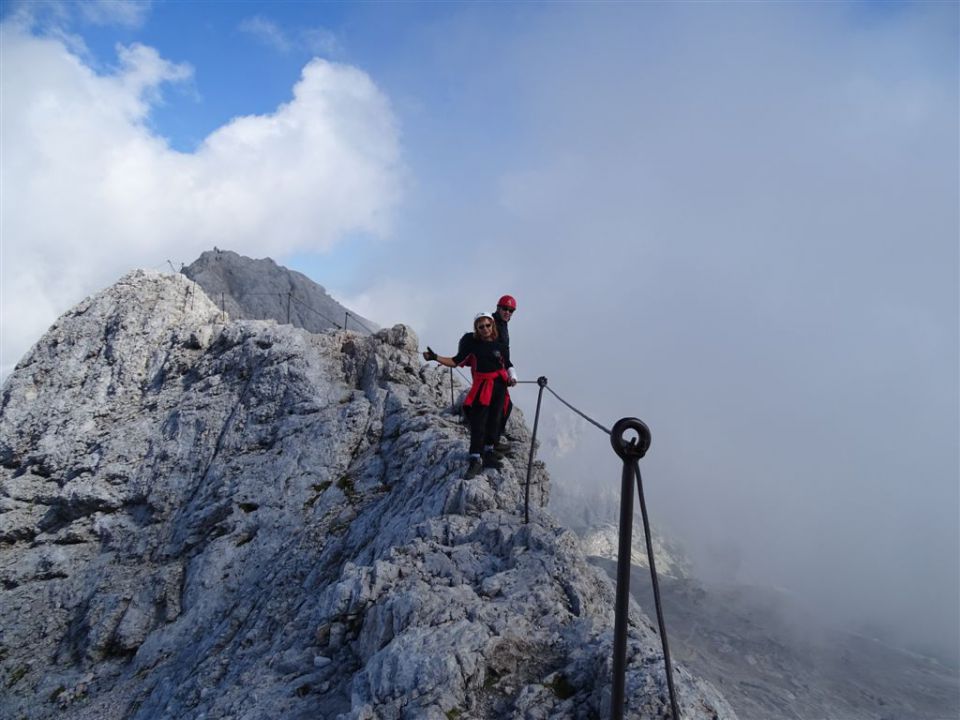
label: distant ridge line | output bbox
[179,249,378,335]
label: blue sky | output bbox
[0,0,551,290]
[75,2,393,151]
[2,0,958,664]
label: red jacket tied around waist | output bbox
[463,369,510,409]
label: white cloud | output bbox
[78,0,151,28]
[6,0,151,33]
[331,1,958,663]
[238,16,291,53]
[301,26,341,57]
[543,410,585,458]
[239,15,342,58]
[332,281,434,338]
[0,23,402,375]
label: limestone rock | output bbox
[580,522,693,580]
[181,249,377,334]
[0,270,734,720]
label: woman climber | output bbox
[422,312,517,479]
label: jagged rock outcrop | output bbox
[580,523,692,580]
[182,249,376,334]
[0,270,735,720]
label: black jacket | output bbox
[453,333,510,372]
[493,312,510,349]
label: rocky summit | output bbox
[0,270,734,720]
[181,249,377,334]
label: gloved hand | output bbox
[507,367,518,386]
[423,346,438,362]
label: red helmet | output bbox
[497,295,517,311]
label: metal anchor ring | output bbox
[610,417,651,460]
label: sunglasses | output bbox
[476,323,493,330]
[498,306,515,313]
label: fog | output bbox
[3,1,956,667]
[335,2,959,665]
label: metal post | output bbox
[523,376,548,524]
[634,458,681,720]
[344,311,349,330]
[220,292,225,323]
[286,292,292,324]
[449,368,455,411]
[611,458,636,719]
[609,417,653,720]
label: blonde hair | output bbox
[473,317,498,341]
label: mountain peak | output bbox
[182,249,377,334]
[1,270,733,719]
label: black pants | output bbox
[498,397,513,441]
[465,378,507,455]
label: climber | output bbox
[422,312,512,479]
[493,294,516,348]
[493,294,518,449]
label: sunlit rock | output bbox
[0,270,733,719]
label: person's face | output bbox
[497,305,515,323]
[476,319,495,339]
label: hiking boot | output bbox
[482,452,502,470]
[465,457,483,479]
[494,440,512,455]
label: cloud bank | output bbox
[0,21,402,375]
[1,1,956,667]
[340,1,959,663]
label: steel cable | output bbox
[288,295,344,329]
[344,311,377,334]
[513,383,675,715]
[543,385,611,435]
[633,457,681,719]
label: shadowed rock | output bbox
[0,270,733,719]
[182,249,376,334]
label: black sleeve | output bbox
[452,333,473,365]
[495,314,510,348]
[501,340,512,369]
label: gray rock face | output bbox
[0,270,734,720]
[580,522,692,580]
[182,249,376,334]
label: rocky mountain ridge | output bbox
[0,270,733,720]
[181,249,376,334]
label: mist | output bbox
[336,2,959,665]
[3,0,956,667]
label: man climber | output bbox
[493,295,518,450]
